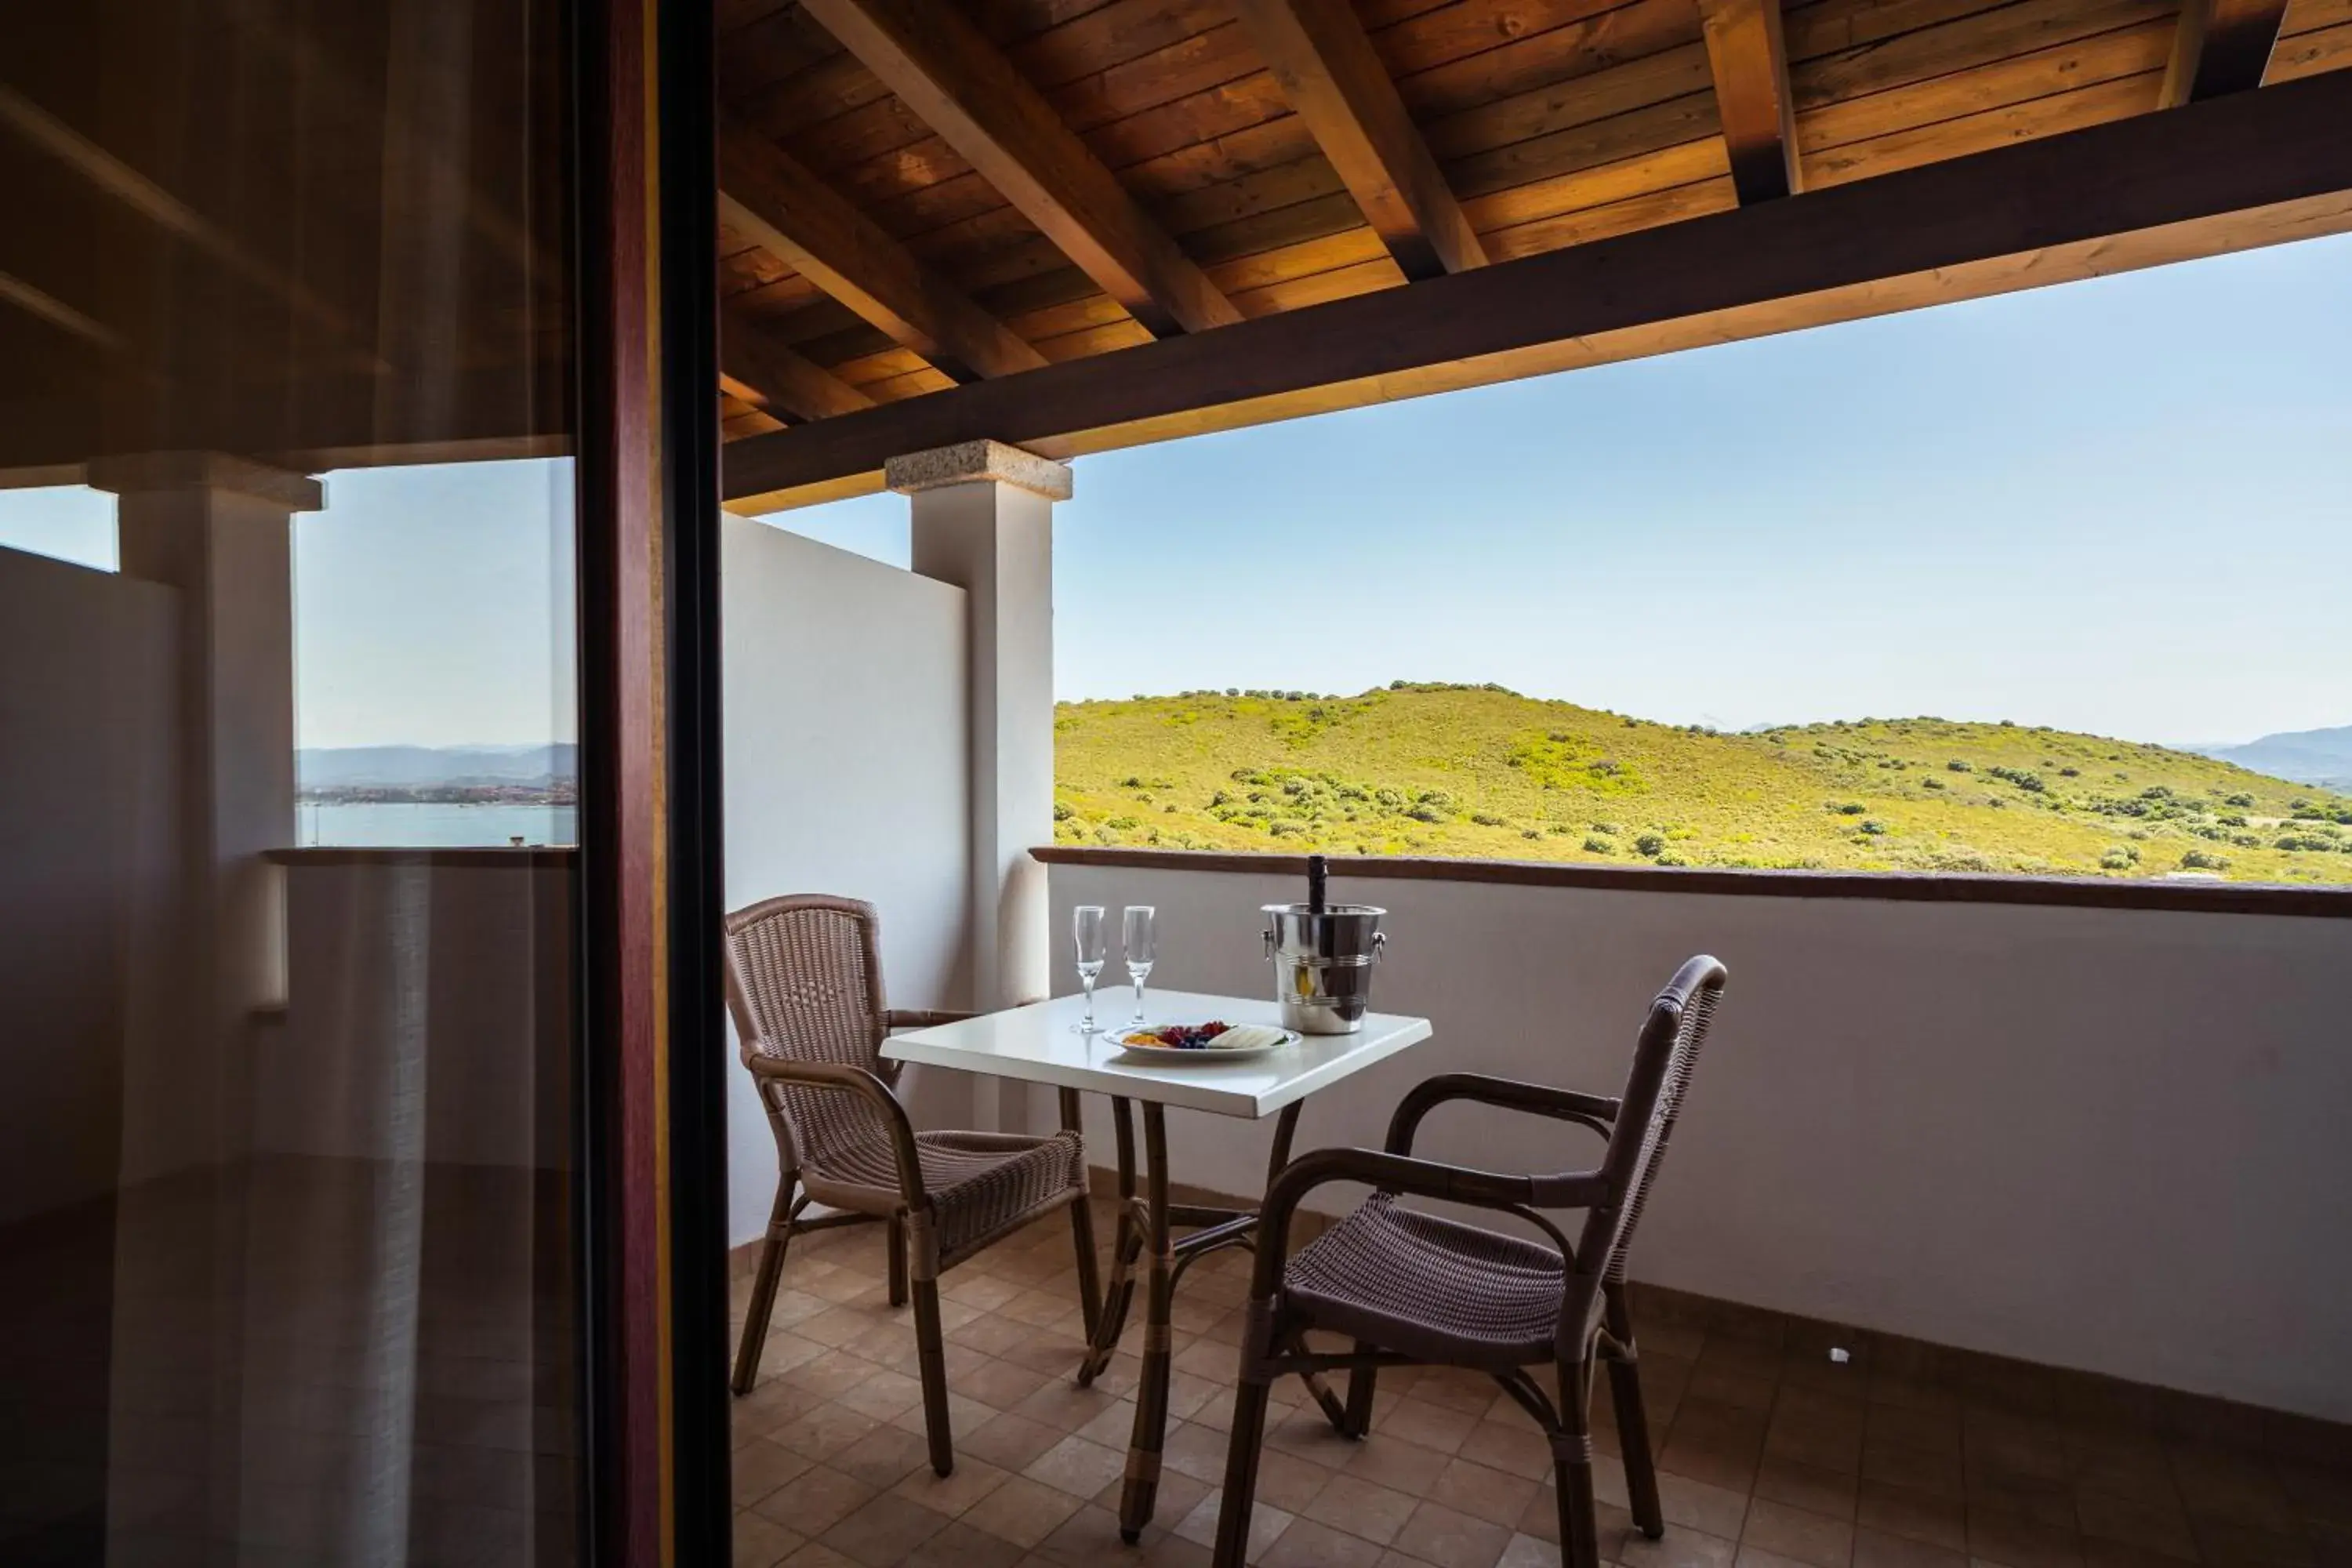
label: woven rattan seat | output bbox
[724,895,1099,1477]
[1212,955,1727,1568]
[1285,1194,1566,1369]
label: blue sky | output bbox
[5,230,2347,749]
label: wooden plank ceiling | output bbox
[717,0,2350,495]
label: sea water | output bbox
[296,801,577,848]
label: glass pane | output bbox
[0,2,582,1563]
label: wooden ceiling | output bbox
[715,0,2350,505]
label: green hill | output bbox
[1052,684,2352,884]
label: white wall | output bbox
[0,547,179,1223]
[723,517,971,1245]
[1047,859,2352,1423]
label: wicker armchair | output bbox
[1213,955,1728,1568]
[725,895,1099,1476]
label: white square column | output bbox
[88,451,322,1174]
[892,441,1069,1044]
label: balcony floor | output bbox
[729,1198,2352,1568]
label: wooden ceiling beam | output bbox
[718,129,1046,383]
[1232,0,1486,281]
[1698,0,1802,204]
[796,0,1242,337]
[719,68,2352,510]
[720,310,877,423]
[2161,0,2292,105]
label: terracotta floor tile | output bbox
[1255,1446,1344,1514]
[1382,1400,1481,1457]
[1262,1517,1390,1568]
[820,1494,954,1567]
[1302,1472,1425,1547]
[1174,1490,1297,1564]
[837,1371,928,1424]
[1022,1434,1127,1501]
[1461,1421,1555,1483]
[901,1519,1029,1568]
[1965,1507,2084,1568]
[757,1465,879,1537]
[1618,1524,1740,1568]
[780,1541,866,1568]
[1659,1472,1755,1540]
[1431,1457,1542,1530]
[1392,1499,1515,1568]
[736,1511,809,1568]
[834,1425,938,1492]
[1164,1419,1242,1485]
[961,1475,1087,1550]
[1035,1501,1144,1563]
[1344,1438,1453,1498]
[1497,1532,1563,1568]
[1755,1457,1860,1521]
[1861,1440,1964,1502]
[891,1456,1012,1519]
[1856,1482,1968,1553]
[1741,1497,1855,1568]
[2073,1490,2196,1562]
[961,1413,1069,1475]
[1850,1526,1968,1568]
[731,1433,817,1504]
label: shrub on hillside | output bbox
[1635,833,1666,856]
[1584,837,1614,854]
[2180,850,2229,870]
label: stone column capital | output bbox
[884,440,1071,503]
[85,451,325,513]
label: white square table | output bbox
[884,989,1433,1541]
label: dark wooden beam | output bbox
[2161,0,2292,105]
[796,0,1242,337]
[1232,0,1486,280]
[720,310,876,422]
[1698,0,1801,204]
[718,129,1046,383]
[720,68,2352,511]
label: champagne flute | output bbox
[1123,906,1156,1026]
[1072,906,1107,1033]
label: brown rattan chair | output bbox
[1213,954,1728,1568]
[725,895,1100,1475]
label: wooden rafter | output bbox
[720,310,876,422]
[0,83,368,345]
[1233,0,1486,281]
[718,129,1046,383]
[2161,0,2292,105]
[1698,0,1802,204]
[719,68,2352,510]
[796,0,1242,337]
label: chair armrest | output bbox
[884,1009,974,1030]
[1385,1073,1621,1156]
[1248,1145,1606,1296]
[744,1054,927,1207]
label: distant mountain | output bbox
[2191,726,2352,790]
[299,743,578,789]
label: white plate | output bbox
[1112,1023,1300,1062]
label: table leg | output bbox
[1079,1096,1142,1386]
[1118,1101,1175,1543]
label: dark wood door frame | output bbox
[576,0,728,1563]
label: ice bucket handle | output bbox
[1262,927,1390,960]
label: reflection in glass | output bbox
[0,2,583,1563]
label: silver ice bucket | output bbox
[1261,903,1386,1034]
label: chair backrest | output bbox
[723,895,893,1174]
[1561,954,1727,1352]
